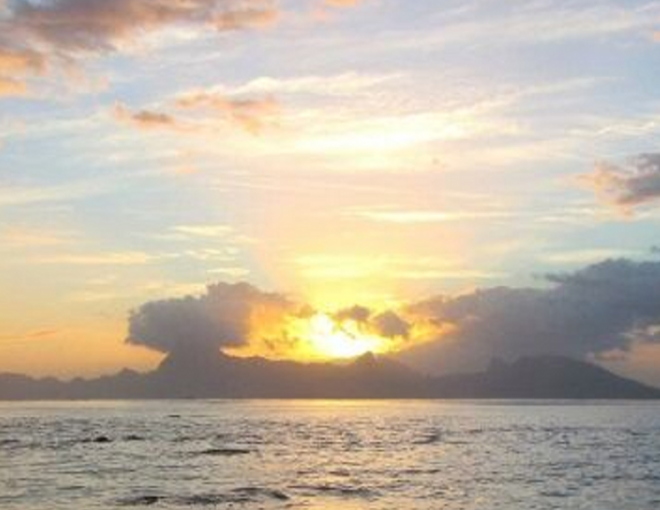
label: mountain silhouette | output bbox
[1,353,658,400]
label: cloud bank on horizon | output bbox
[125,257,660,385]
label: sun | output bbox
[294,312,388,360]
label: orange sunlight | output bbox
[289,312,391,360]
[227,305,446,364]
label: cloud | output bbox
[0,46,47,96]
[542,248,640,265]
[0,178,113,208]
[0,328,62,346]
[294,254,504,282]
[311,0,365,21]
[0,0,279,94]
[126,282,295,356]
[372,310,411,338]
[349,208,512,224]
[173,224,234,238]
[0,46,46,96]
[208,266,250,278]
[229,72,396,97]
[0,226,79,248]
[323,0,365,8]
[582,153,660,214]
[332,305,411,338]
[123,258,660,383]
[5,0,278,52]
[176,90,279,134]
[31,251,159,266]
[113,103,180,130]
[114,93,279,135]
[334,305,371,323]
[0,47,46,73]
[0,76,28,97]
[213,4,279,30]
[126,282,426,364]
[400,258,660,375]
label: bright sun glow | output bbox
[229,306,441,363]
[289,312,390,360]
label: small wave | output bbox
[118,495,163,506]
[119,488,288,507]
[123,434,146,442]
[414,431,442,445]
[196,447,252,456]
[233,487,289,501]
[292,484,377,498]
[328,469,351,477]
[172,435,196,443]
[400,468,442,475]
[80,436,113,444]
[175,487,288,505]
[540,489,572,498]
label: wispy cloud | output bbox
[0,179,110,208]
[176,90,279,134]
[173,224,235,238]
[113,90,280,135]
[213,4,279,30]
[31,251,159,266]
[113,103,181,130]
[349,208,513,224]
[375,1,660,53]
[294,254,503,282]
[208,266,250,277]
[0,46,46,97]
[227,72,398,97]
[0,328,63,346]
[542,248,642,265]
[323,0,365,8]
[0,226,79,248]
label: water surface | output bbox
[1,400,659,509]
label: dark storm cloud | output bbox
[584,153,660,213]
[126,282,294,356]
[400,258,660,374]
[333,305,411,339]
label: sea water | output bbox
[1,400,659,509]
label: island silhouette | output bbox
[1,352,659,400]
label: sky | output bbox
[2,0,660,384]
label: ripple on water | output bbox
[292,483,378,499]
[118,487,289,507]
[195,447,253,456]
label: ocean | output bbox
[1,400,659,509]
